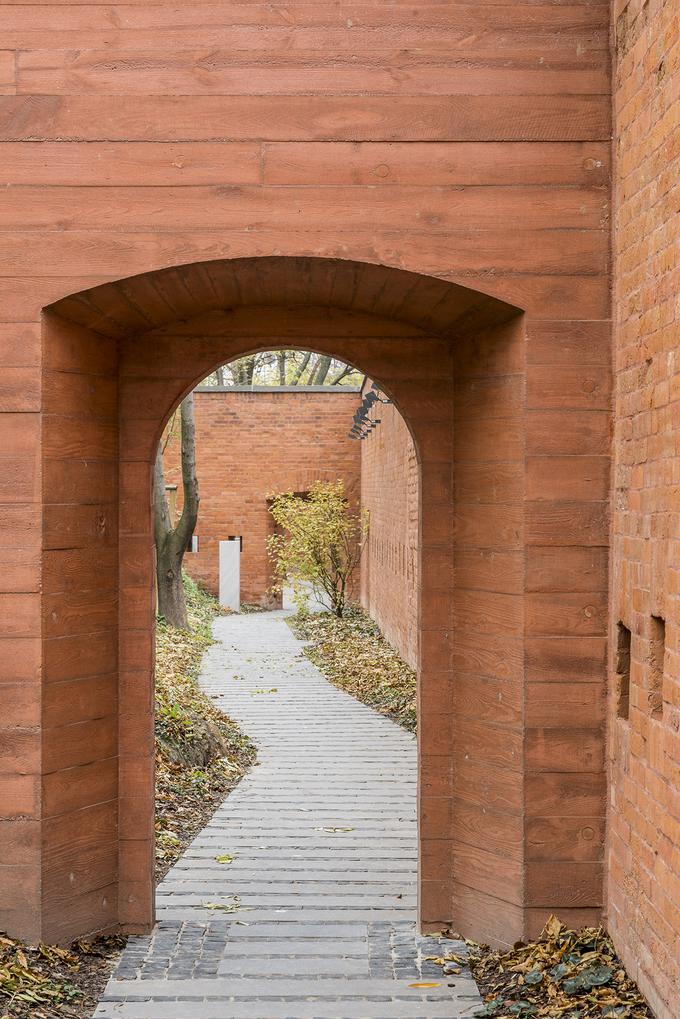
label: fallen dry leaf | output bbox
[430,915,654,1019]
[289,607,416,732]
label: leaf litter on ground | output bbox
[154,574,256,881]
[289,606,416,732]
[0,932,125,1019]
[202,898,242,914]
[430,915,654,1019]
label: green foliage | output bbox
[268,480,367,617]
[291,606,417,732]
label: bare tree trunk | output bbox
[215,365,226,386]
[154,393,200,629]
[277,350,286,385]
[310,354,332,385]
[243,354,256,385]
[290,350,311,385]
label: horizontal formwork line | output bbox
[0,139,610,144]
[0,226,608,236]
[3,90,611,96]
[3,92,611,99]
[0,181,607,189]
[0,95,611,143]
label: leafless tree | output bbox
[202,350,362,388]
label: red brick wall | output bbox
[164,388,360,605]
[607,0,680,1015]
[360,394,419,669]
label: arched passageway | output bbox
[27,255,606,947]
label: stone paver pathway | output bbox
[96,610,482,1018]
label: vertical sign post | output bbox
[219,537,241,610]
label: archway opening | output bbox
[160,347,368,613]
[152,347,421,937]
[36,255,538,948]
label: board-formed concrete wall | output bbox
[163,386,360,605]
[0,0,627,986]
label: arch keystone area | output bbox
[2,255,606,948]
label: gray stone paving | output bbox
[96,610,482,1018]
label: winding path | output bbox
[96,610,482,1018]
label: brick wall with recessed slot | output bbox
[606,1,680,1016]
[163,388,361,605]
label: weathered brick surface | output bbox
[607,1,680,1016]
[360,396,419,669]
[163,388,360,605]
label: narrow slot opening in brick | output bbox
[649,615,665,719]
[616,622,631,720]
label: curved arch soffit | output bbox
[45,256,522,342]
[155,340,422,467]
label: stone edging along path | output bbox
[95,610,483,1018]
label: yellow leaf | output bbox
[543,914,563,941]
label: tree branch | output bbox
[291,350,311,385]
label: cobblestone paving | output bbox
[96,610,482,1018]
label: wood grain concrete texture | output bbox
[162,388,361,605]
[0,0,611,949]
[94,608,483,1019]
